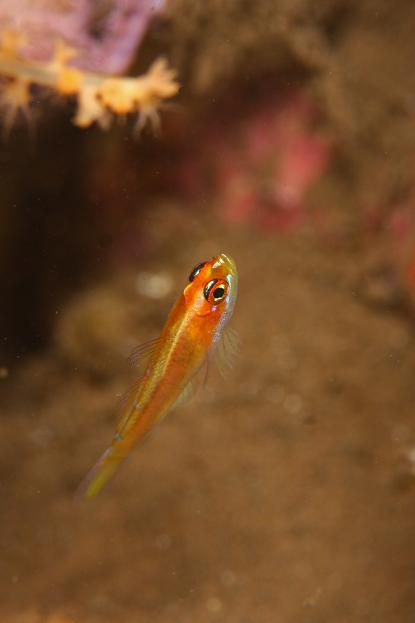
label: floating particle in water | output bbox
[155,533,172,550]
[220,569,237,586]
[135,271,173,299]
[283,393,303,415]
[206,596,223,614]
[404,446,415,475]
[265,385,286,404]
[391,424,411,444]
[28,425,54,448]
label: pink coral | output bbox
[177,92,331,232]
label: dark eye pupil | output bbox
[203,279,227,303]
[189,261,207,282]
[213,286,225,300]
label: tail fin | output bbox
[77,444,124,499]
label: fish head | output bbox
[183,253,238,321]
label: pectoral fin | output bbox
[215,327,240,378]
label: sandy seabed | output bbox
[1,207,415,623]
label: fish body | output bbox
[80,253,238,498]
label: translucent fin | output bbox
[115,376,144,437]
[77,445,123,499]
[166,357,210,416]
[215,328,240,379]
[115,337,160,432]
[170,375,198,411]
[127,337,160,369]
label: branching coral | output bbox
[0,31,179,131]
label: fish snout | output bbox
[214,253,237,277]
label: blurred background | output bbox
[1,1,415,622]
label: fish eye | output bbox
[213,286,225,301]
[204,278,228,304]
[189,261,207,282]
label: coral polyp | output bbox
[0,32,179,131]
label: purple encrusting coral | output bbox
[0,0,167,74]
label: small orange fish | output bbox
[79,253,238,498]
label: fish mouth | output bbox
[212,253,237,276]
